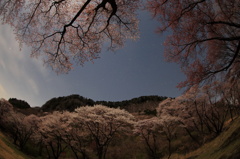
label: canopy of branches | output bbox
[1,0,240,89]
[0,0,139,73]
[147,0,240,88]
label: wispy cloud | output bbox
[27,78,39,95]
[0,84,10,99]
[0,24,50,105]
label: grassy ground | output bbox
[168,117,240,159]
[0,132,30,159]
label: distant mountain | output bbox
[41,94,167,113]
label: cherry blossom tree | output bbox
[63,120,91,159]
[147,0,240,88]
[0,99,41,152]
[37,111,72,159]
[34,105,134,159]
[134,112,183,159]
[0,0,139,73]
[157,96,209,146]
[183,83,231,136]
[16,114,40,150]
[61,112,91,159]
[157,84,232,146]
[2,110,39,150]
[158,116,182,159]
[74,105,135,159]
[217,79,240,117]
[0,98,13,124]
[0,98,14,132]
[134,117,163,159]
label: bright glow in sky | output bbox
[0,11,185,106]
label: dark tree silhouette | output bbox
[8,98,31,109]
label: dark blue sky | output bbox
[0,10,185,106]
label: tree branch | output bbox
[209,40,240,74]
[207,21,240,28]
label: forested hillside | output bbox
[41,94,167,113]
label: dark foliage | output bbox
[96,96,167,109]
[144,109,157,116]
[41,95,167,112]
[41,94,95,112]
[8,98,31,109]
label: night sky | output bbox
[0,10,185,107]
